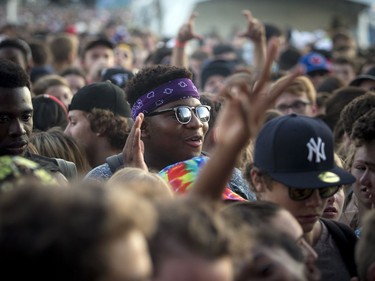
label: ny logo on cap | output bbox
[306,137,326,163]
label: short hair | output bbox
[247,166,274,196]
[332,31,355,47]
[340,92,375,137]
[81,37,114,59]
[107,167,173,201]
[254,227,304,262]
[222,201,282,226]
[49,33,78,64]
[351,108,375,146]
[190,49,209,61]
[355,209,375,281]
[317,76,345,94]
[30,128,91,176]
[149,199,235,275]
[29,39,51,66]
[32,95,68,131]
[264,23,283,43]
[235,226,305,281]
[323,86,366,131]
[125,65,192,107]
[146,45,172,65]
[87,108,130,150]
[0,184,156,281]
[0,38,32,65]
[271,75,316,104]
[60,67,87,82]
[32,74,69,96]
[278,47,302,72]
[0,58,30,89]
[332,56,356,69]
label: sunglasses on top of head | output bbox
[147,105,211,125]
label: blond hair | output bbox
[271,75,316,104]
[107,167,173,201]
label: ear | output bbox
[367,262,375,281]
[94,127,106,136]
[250,169,267,193]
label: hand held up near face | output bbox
[176,12,203,44]
[122,113,148,171]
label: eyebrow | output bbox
[0,108,33,115]
[354,159,375,169]
[365,161,375,169]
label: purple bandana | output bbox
[131,78,200,120]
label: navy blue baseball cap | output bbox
[253,114,355,189]
[100,67,134,88]
[349,67,375,87]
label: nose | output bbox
[9,119,26,137]
[305,189,323,207]
[359,169,371,187]
[284,107,295,115]
[186,110,203,129]
[64,124,71,136]
[327,195,335,204]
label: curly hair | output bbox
[87,108,131,150]
[0,38,32,66]
[125,65,192,106]
[340,92,375,137]
[351,108,375,146]
[0,59,30,89]
[323,86,366,131]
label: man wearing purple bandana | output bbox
[86,65,254,200]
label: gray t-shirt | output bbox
[314,221,352,281]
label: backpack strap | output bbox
[321,218,358,277]
[106,153,124,174]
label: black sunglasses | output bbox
[148,105,211,125]
[288,186,340,201]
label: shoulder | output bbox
[229,167,257,201]
[321,219,358,277]
[24,152,60,173]
[321,218,357,240]
[85,163,113,181]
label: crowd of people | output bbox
[1,3,375,281]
